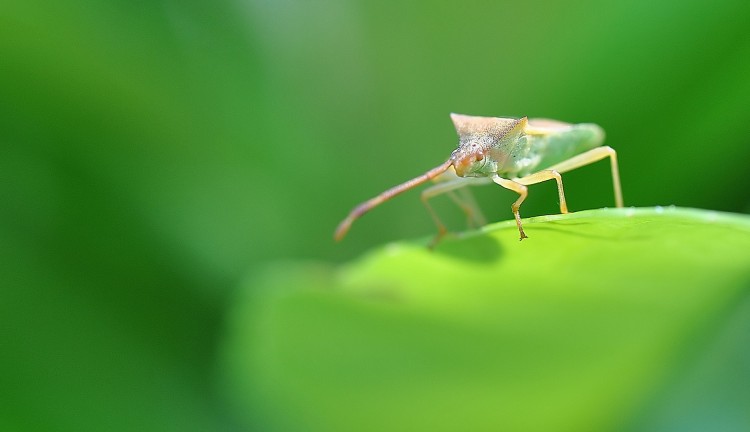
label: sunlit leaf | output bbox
[221,207,750,432]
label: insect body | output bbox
[335,113,623,243]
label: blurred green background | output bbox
[1,0,749,430]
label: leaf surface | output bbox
[221,207,750,432]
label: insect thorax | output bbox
[450,118,528,178]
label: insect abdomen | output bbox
[520,123,605,176]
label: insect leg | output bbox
[516,170,569,214]
[421,177,488,246]
[546,146,623,208]
[449,187,488,228]
[492,176,529,240]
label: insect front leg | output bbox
[449,187,487,228]
[516,170,569,214]
[421,177,488,246]
[546,146,623,208]
[492,176,529,240]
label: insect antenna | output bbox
[334,159,454,241]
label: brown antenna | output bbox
[334,159,453,241]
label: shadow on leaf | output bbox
[432,232,503,263]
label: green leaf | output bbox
[220,207,750,432]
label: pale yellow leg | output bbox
[516,169,569,214]
[421,177,490,245]
[447,188,488,228]
[492,175,529,240]
[546,146,624,208]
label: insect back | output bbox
[522,121,605,178]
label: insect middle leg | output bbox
[546,146,623,208]
[516,170,569,214]
[421,177,490,245]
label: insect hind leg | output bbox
[545,146,623,208]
